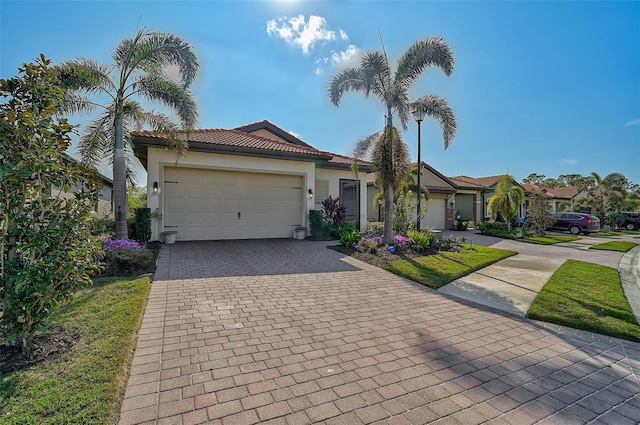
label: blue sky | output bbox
[2,1,639,185]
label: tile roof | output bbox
[522,183,578,199]
[234,120,314,148]
[449,174,509,188]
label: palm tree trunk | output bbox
[113,104,128,239]
[383,181,394,245]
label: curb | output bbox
[619,244,640,325]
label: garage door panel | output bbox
[422,198,446,229]
[164,167,303,240]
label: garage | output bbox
[422,197,446,229]
[163,167,304,241]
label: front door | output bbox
[339,179,360,229]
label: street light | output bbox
[412,108,426,231]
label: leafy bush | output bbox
[434,235,463,252]
[408,230,433,251]
[339,228,361,248]
[309,209,324,238]
[526,191,555,236]
[101,238,153,275]
[322,196,346,226]
[88,217,116,238]
[0,56,103,355]
[366,221,384,235]
[129,207,151,245]
[478,221,509,235]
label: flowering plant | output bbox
[392,235,412,252]
[355,233,383,254]
[101,238,143,251]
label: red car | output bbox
[549,213,601,235]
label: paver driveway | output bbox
[119,239,640,425]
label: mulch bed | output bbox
[328,244,432,267]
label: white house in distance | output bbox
[132,120,371,242]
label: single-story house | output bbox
[521,183,580,213]
[132,120,372,242]
[366,162,458,230]
[52,154,114,217]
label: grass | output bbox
[527,260,640,342]
[383,244,517,289]
[592,230,639,236]
[589,241,638,252]
[0,277,150,424]
[520,235,579,245]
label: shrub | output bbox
[129,207,151,245]
[88,217,116,238]
[309,210,324,238]
[408,230,433,251]
[366,221,384,235]
[478,221,508,235]
[526,191,555,236]
[101,238,153,275]
[322,196,346,226]
[434,235,463,252]
[355,233,383,254]
[393,235,412,252]
[339,228,361,248]
[0,56,102,355]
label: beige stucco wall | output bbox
[314,168,368,232]
[145,147,367,240]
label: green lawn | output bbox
[527,260,640,342]
[589,241,638,252]
[383,244,516,289]
[592,230,639,236]
[0,277,150,424]
[520,235,579,245]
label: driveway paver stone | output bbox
[119,239,640,425]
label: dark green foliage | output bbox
[88,217,116,238]
[105,248,153,274]
[478,221,509,235]
[309,210,324,238]
[408,230,433,251]
[129,207,151,245]
[0,56,102,355]
[339,225,361,248]
[321,196,346,226]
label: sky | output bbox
[2,0,639,186]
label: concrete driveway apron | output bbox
[439,231,627,317]
[119,239,640,425]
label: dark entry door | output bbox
[339,179,360,229]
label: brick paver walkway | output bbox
[119,240,640,425]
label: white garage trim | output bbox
[163,167,304,241]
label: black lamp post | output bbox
[412,108,426,231]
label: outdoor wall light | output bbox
[153,181,159,195]
[308,189,314,199]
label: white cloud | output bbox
[266,15,336,54]
[339,30,349,41]
[331,44,360,66]
[562,159,578,165]
[623,119,640,127]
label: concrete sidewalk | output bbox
[439,254,566,316]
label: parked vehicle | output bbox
[621,212,640,231]
[549,212,601,235]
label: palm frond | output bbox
[371,126,410,191]
[353,131,383,160]
[58,92,98,116]
[134,74,198,127]
[327,67,365,107]
[77,111,113,170]
[390,83,412,130]
[55,58,114,94]
[412,95,457,148]
[360,51,392,104]
[396,35,454,89]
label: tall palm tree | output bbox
[328,35,457,244]
[488,176,524,230]
[56,29,199,239]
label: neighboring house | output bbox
[449,175,529,223]
[51,154,114,217]
[521,184,580,213]
[367,162,457,230]
[132,120,371,242]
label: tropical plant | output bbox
[56,28,200,239]
[321,196,347,226]
[488,176,525,230]
[393,190,427,236]
[0,56,102,355]
[408,229,433,251]
[328,35,457,244]
[309,209,324,238]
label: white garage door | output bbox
[421,198,446,229]
[163,167,304,241]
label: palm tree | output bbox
[488,176,525,230]
[56,28,199,239]
[328,35,457,244]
